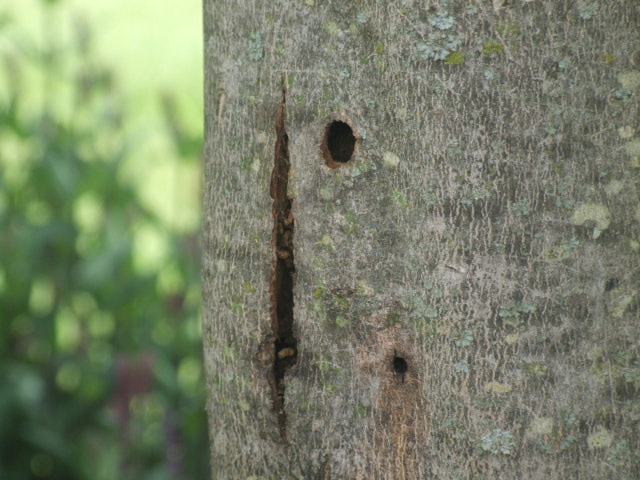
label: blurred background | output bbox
[0,0,208,479]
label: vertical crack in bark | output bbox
[268,87,297,442]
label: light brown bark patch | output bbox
[356,322,427,479]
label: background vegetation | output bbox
[0,1,207,478]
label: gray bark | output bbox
[202,1,640,479]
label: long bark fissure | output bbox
[268,88,297,441]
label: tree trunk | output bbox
[202,1,640,478]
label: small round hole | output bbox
[321,120,356,168]
[604,277,619,291]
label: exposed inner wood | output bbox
[267,88,298,441]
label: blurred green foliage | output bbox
[0,2,207,479]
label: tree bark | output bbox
[202,1,640,478]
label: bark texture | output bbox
[202,1,640,478]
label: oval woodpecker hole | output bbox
[392,353,408,383]
[321,120,356,168]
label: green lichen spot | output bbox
[524,361,547,377]
[355,160,372,173]
[318,185,334,201]
[332,295,349,310]
[241,157,260,173]
[391,189,409,208]
[322,381,337,394]
[618,126,634,139]
[385,311,401,326]
[571,203,611,233]
[587,426,613,450]
[318,235,334,253]
[335,315,350,327]
[578,1,600,20]
[601,53,614,64]
[587,345,603,362]
[623,138,640,161]
[382,151,400,168]
[611,293,634,318]
[444,51,464,65]
[355,280,374,297]
[484,381,513,394]
[342,210,357,234]
[603,180,623,196]
[496,20,521,37]
[324,21,340,36]
[482,41,503,55]
[530,417,554,436]
[504,333,519,345]
[248,32,263,60]
[480,429,514,455]
[618,71,640,90]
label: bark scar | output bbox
[266,86,297,442]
